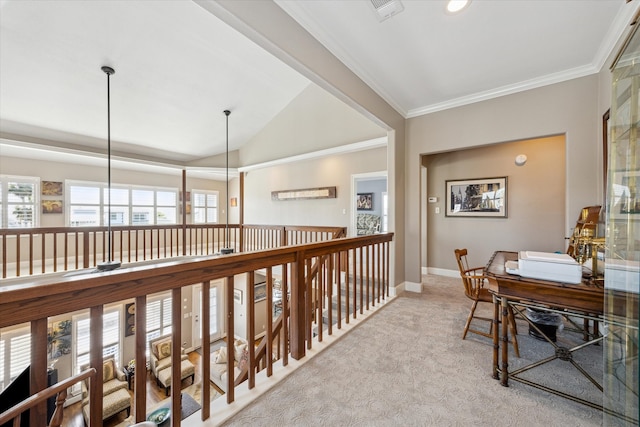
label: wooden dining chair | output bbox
[454,248,519,357]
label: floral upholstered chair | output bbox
[356,213,381,235]
[149,336,195,395]
[81,357,131,425]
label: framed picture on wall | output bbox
[445,177,507,217]
[357,193,373,210]
[233,289,243,304]
[254,282,267,302]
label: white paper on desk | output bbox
[518,251,582,284]
[505,260,519,275]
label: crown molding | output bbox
[238,137,387,173]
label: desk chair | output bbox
[454,249,520,357]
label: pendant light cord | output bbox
[105,68,113,263]
[98,65,119,271]
[224,110,230,250]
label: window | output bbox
[0,326,30,391]
[74,308,121,376]
[146,293,172,356]
[68,181,177,227]
[382,192,388,232]
[1,175,39,228]
[192,190,218,223]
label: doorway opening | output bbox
[351,171,388,237]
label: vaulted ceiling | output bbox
[1,0,637,169]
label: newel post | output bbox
[289,249,306,360]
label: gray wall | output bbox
[406,75,603,281]
[423,136,566,271]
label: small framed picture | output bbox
[357,193,373,210]
[254,282,267,302]
[233,289,243,304]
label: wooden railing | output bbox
[0,368,96,427]
[0,224,346,278]
[0,232,392,426]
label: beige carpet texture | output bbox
[220,275,605,426]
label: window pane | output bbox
[206,194,218,206]
[7,182,34,203]
[105,188,129,205]
[147,300,160,332]
[7,205,34,228]
[76,318,90,355]
[70,186,99,204]
[132,208,153,225]
[193,193,206,207]
[193,207,206,223]
[103,311,119,346]
[70,206,99,227]
[9,334,30,380]
[132,189,154,206]
[207,208,217,223]
[157,191,176,206]
[162,298,172,329]
[104,207,129,225]
[156,207,176,224]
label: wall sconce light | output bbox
[230,197,238,207]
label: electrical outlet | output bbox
[435,207,440,214]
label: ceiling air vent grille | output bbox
[369,0,405,22]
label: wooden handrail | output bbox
[0,368,96,427]
[1,224,347,278]
[0,232,392,426]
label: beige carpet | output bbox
[221,275,604,426]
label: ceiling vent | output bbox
[369,0,405,22]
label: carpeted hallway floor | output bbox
[219,274,604,426]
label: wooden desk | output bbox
[484,251,609,413]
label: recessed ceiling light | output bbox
[446,0,471,14]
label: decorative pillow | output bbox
[103,359,115,382]
[237,348,249,371]
[152,338,170,359]
[213,346,228,364]
[158,341,172,360]
[234,339,247,362]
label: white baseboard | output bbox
[425,267,458,278]
[403,281,422,293]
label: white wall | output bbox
[244,147,386,230]
[239,84,386,166]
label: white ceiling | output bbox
[1,0,637,170]
[277,0,637,117]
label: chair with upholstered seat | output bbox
[454,248,519,357]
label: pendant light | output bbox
[97,65,121,271]
[220,109,234,255]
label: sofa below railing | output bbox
[0,232,391,426]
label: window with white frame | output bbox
[73,308,121,376]
[1,175,39,228]
[67,181,177,227]
[192,190,218,224]
[0,326,31,391]
[146,293,172,356]
[382,192,388,232]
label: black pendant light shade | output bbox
[97,65,121,271]
[220,109,233,255]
